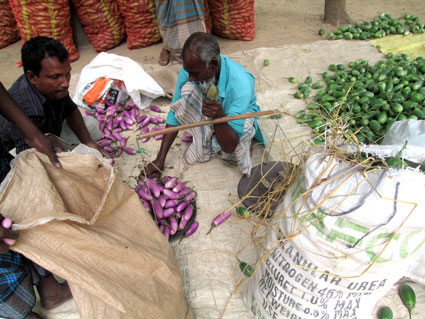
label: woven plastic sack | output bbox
[0,145,194,319]
[208,0,255,41]
[242,145,425,319]
[70,0,126,52]
[116,0,161,50]
[8,0,79,62]
[0,0,19,49]
[203,0,212,33]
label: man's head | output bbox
[22,36,71,100]
[182,32,221,84]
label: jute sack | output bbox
[0,145,193,319]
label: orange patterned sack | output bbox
[0,0,19,49]
[203,0,212,33]
[115,0,161,50]
[70,0,126,52]
[8,0,79,61]
[208,0,255,41]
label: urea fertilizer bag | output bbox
[242,144,425,319]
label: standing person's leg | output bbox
[156,0,207,66]
[158,47,171,66]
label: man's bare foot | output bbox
[158,47,170,66]
[27,311,42,319]
[37,275,73,310]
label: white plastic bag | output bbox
[73,52,165,110]
[382,119,425,149]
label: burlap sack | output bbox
[0,145,193,319]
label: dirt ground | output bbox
[1,0,425,89]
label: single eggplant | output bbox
[152,200,164,219]
[176,201,188,213]
[164,177,178,189]
[149,105,162,113]
[163,189,180,200]
[206,211,231,235]
[146,178,161,198]
[170,217,178,235]
[181,205,193,221]
[184,221,199,237]
[163,208,175,218]
[123,147,136,155]
[164,199,179,208]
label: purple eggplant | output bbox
[146,178,161,198]
[185,221,199,237]
[163,188,179,200]
[137,114,148,123]
[162,226,170,241]
[123,147,136,155]
[182,205,193,221]
[185,191,196,202]
[179,217,189,230]
[170,217,178,235]
[164,199,179,208]
[164,177,178,189]
[158,194,167,207]
[152,200,164,219]
[149,105,162,113]
[176,201,188,213]
[173,181,186,193]
[206,211,231,235]
[163,208,175,218]
[138,189,153,201]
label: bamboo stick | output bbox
[141,109,281,139]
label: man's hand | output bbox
[25,133,63,168]
[202,99,226,119]
[202,98,239,153]
[139,158,165,180]
[84,140,108,157]
[0,215,19,254]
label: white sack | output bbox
[242,144,425,319]
[73,52,165,109]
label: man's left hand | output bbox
[25,133,63,168]
[85,140,108,157]
[202,99,225,119]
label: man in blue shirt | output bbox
[144,32,265,177]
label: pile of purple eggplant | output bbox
[134,176,199,241]
[85,102,165,158]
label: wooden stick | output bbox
[141,109,281,139]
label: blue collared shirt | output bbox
[166,54,265,144]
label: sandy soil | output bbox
[1,0,425,89]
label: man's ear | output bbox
[209,56,219,74]
[26,70,38,86]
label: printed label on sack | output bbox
[247,244,394,319]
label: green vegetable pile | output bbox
[293,53,425,144]
[322,13,424,40]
